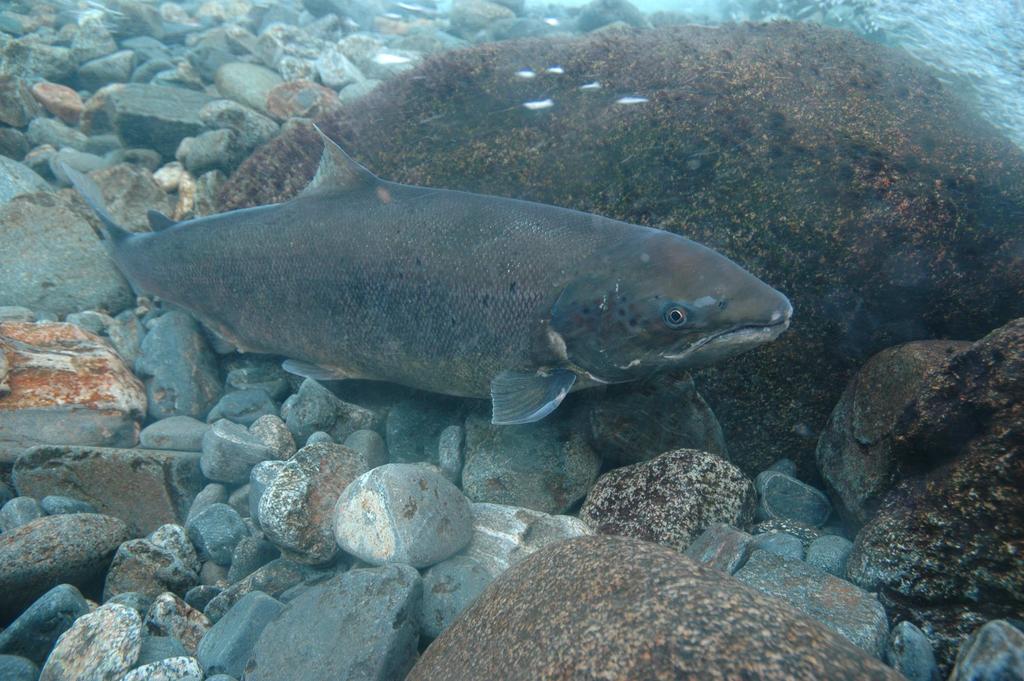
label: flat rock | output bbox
[407,535,901,680]
[0,584,89,664]
[0,192,133,317]
[334,463,473,568]
[259,442,369,564]
[196,591,282,678]
[462,413,600,514]
[99,84,214,158]
[135,311,222,421]
[246,565,421,681]
[579,449,757,551]
[683,522,754,574]
[214,62,282,113]
[39,603,142,681]
[0,156,49,206]
[141,416,210,452]
[0,322,146,450]
[461,502,592,577]
[14,445,202,535]
[736,549,889,657]
[0,513,129,622]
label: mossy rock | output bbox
[219,22,1024,475]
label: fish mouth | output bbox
[661,317,791,361]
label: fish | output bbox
[63,127,793,425]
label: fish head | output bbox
[550,229,793,382]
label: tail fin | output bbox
[61,162,132,243]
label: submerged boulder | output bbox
[221,22,1024,475]
[847,318,1024,671]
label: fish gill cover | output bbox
[220,21,1024,476]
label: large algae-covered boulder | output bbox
[220,22,1024,474]
[406,535,901,680]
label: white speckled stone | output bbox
[120,655,202,681]
[39,603,142,681]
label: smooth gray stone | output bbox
[0,584,89,664]
[40,495,97,515]
[0,655,38,681]
[0,156,49,206]
[136,311,222,421]
[26,117,88,151]
[342,429,388,470]
[201,419,277,484]
[175,128,245,175]
[77,49,135,90]
[0,496,44,532]
[184,585,222,614]
[420,555,492,639]
[305,431,333,445]
[886,621,940,681]
[186,503,248,566]
[248,461,285,524]
[0,306,35,322]
[280,378,380,444]
[196,591,283,678]
[226,536,279,584]
[949,620,1024,681]
[385,398,457,464]
[141,416,211,452]
[755,470,832,527]
[683,523,754,574]
[136,635,189,666]
[766,458,798,477]
[750,531,805,561]
[806,534,854,578]
[437,424,464,484]
[205,389,277,427]
[101,84,213,158]
[106,591,153,617]
[735,549,889,658]
[246,566,421,681]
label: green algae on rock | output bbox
[219,22,1024,476]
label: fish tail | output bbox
[61,162,133,245]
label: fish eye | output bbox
[663,305,688,329]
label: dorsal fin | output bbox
[147,209,176,231]
[300,124,380,197]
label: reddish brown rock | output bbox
[408,535,902,680]
[847,318,1024,671]
[30,82,84,125]
[0,75,42,128]
[0,322,146,450]
[265,81,341,121]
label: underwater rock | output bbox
[134,635,187,667]
[736,549,889,658]
[120,656,203,681]
[176,128,246,175]
[886,621,941,681]
[420,555,493,639]
[576,0,649,31]
[141,416,211,452]
[201,559,324,623]
[98,84,213,158]
[259,441,368,564]
[205,389,277,427]
[817,340,969,528]
[38,603,142,681]
[136,311,222,421]
[197,591,283,679]
[246,566,421,681]
[77,50,136,92]
[847,318,1024,671]
[683,522,754,574]
[0,192,134,316]
[579,449,756,552]
[0,321,146,450]
[0,38,76,85]
[0,513,129,622]
[248,414,296,460]
[14,445,203,535]
[280,378,381,444]
[89,162,175,233]
[805,534,854,578]
[30,82,84,125]
[436,424,464,483]
[222,22,1024,476]
[948,620,1024,681]
[0,584,90,665]
[334,463,473,568]
[0,75,43,127]
[341,429,387,469]
[462,413,600,514]
[42,494,96,516]
[198,99,279,152]
[27,118,88,152]
[104,537,199,601]
[265,81,342,121]
[461,502,592,577]
[0,157,48,206]
[385,397,460,464]
[749,530,804,561]
[144,592,211,656]
[214,62,282,114]
[754,470,832,527]
[584,372,727,465]
[226,536,279,583]
[201,419,277,484]
[407,535,900,680]
[0,496,43,532]
[186,503,248,567]
[449,0,515,36]
[0,655,38,681]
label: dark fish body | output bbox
[66,130,792,424]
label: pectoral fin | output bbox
[282,359,359,381]
[490,369,576,425]
[147,209,176,231]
